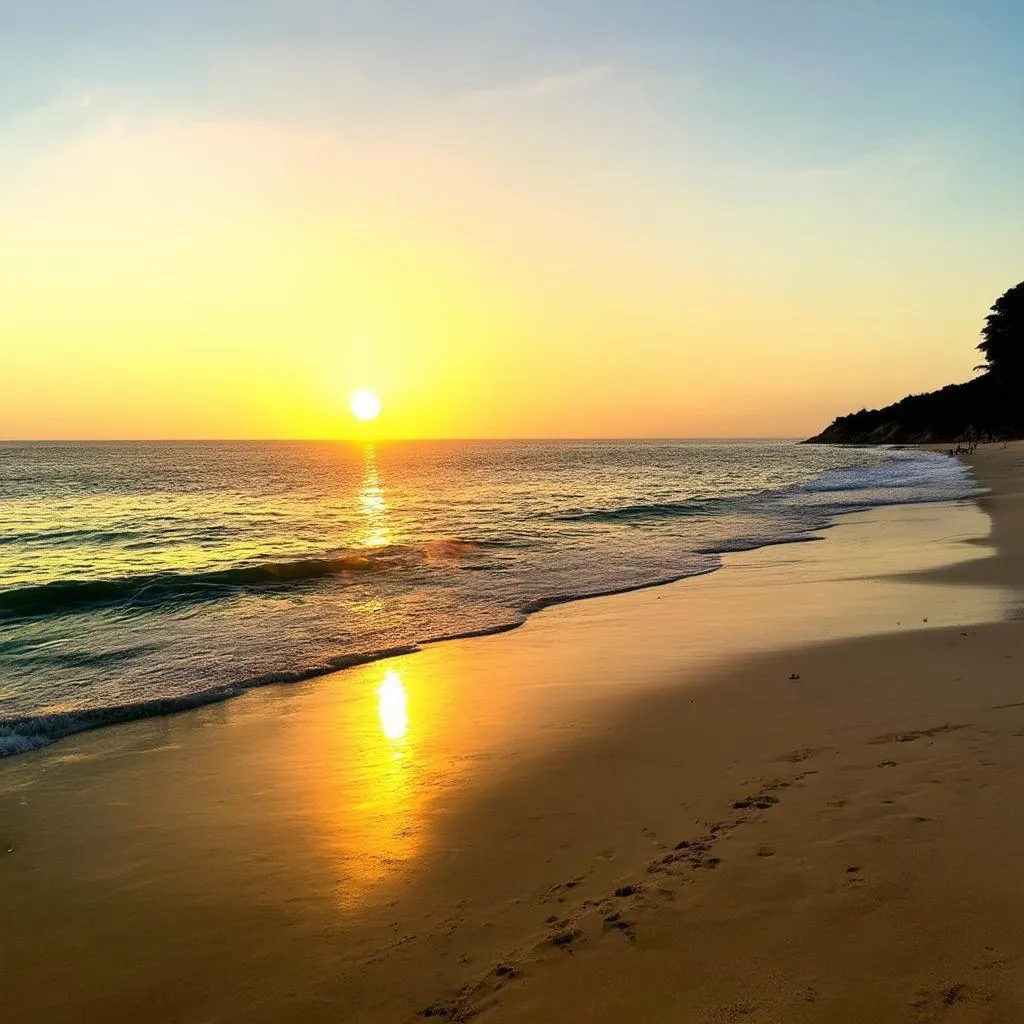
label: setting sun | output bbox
[350,389,382,422]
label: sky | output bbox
[1,0,1022,439]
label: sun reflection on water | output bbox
[357,444,389,549]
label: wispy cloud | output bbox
[456,64,616,108]
[781,136,958,205]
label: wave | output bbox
[554,497,736,524]
[560,453,979,527]
[0,527,137,547]
[0,547,419,621]
[0,538,499,622]
[801,451,976,494]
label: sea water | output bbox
[0,440,978,755]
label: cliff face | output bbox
[806,375,1024,445]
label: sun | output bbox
[350,388,382,422]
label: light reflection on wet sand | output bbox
[295,499,1017,910]
[299,665,425,904]
[378,670,408,742]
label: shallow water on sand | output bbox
[0,440,978,753]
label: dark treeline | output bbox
[808,281,1024,445]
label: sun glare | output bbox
[350,389,382,422]
[378,670,409,741]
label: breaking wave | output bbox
[0,542,490,621]
[0,549,408,620]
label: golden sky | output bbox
[2,2,1021,439]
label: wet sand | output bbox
[1,443,1023,1023]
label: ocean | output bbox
[0,440,978,756]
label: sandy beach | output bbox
[3,443,1024,1023]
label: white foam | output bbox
[803,450,976,495]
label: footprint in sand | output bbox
[613,883,642,898]
[910,981,984,1017]
[549,928,582,950]
[779,746,829,763]
[870,723,970,745]
[602,912,636,941]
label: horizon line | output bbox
[0,435,806,444]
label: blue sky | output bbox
[6,1,1021,166]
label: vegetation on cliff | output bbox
[808,281,1024,444]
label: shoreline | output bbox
[1,443,1022,1022]
[0,446,983,760]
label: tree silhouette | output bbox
[977,281,1024,383]
[808,278,1024,443]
